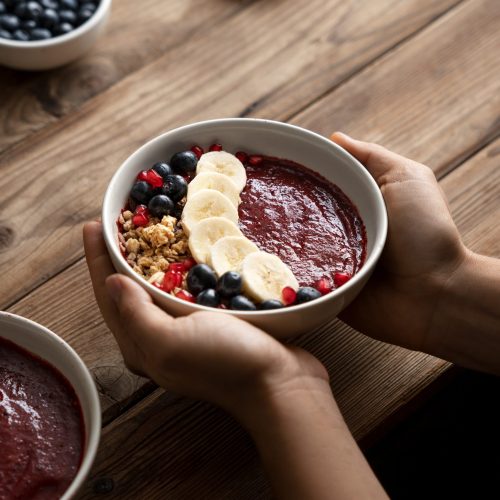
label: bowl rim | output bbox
[0,0,112,48]
[0,311,101,500]
[102,118,388,316]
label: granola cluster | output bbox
[118,209,190,286]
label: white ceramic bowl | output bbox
[103,118,387,338]
[0,311,101,499]
[0,0,111,70]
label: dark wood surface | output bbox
[0,0,498,498]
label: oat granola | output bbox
[118,207,191,286]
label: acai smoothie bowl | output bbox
[102,119,387,338]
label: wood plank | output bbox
[294,0,500,176]
[0,0,461,308]
[0,0,245,153]
[78,391,269,500]
[14,136,500,500]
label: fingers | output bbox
[330,132,429,186]
[83,221,122,333]
[105,273,176,358]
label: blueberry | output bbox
[187,264,217,295]
[170,151,198,174]
[127,196,137,212]
[24,2,43,20]
[158,174,187,203]
[148,194,174,218]
[0,14,20,30]
[80,2,97,12]
[130,181,153,205]
[173,206,183,219]
[58,9,76,24]
[12,28,29,40]
[0,2,6,15]
[196,289,221,308]
[40,0,58,8]
[0,28,12,38]
[77,7,93,25]
[151,162,172,181]
[40,8,58,28]
[21,19,36,29]
[59,0,78,9]
[14,2,27,17]
[295,287,322,304]
[216,271,242,299]
[55,21,73,34]
[30,27,51,39]
[258,299,284,310]
[229,295,257,311]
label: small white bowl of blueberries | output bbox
[0,0,111,70]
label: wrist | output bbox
[424,250,500,373]
[420,245,471,354]
[231,370,343,439]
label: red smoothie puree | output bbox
[239,156,366,287]
[0,337,84,500]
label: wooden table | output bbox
[1,0,499,497]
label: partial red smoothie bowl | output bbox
[103,119,387,338]
[0,312,101,500]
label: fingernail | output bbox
[337,131,352,139]
[106,275,123,304]
[331,131,348,142]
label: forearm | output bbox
[427,251,500,374]
[237,378,388,500]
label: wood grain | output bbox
[0,0,460,155]
[294,0,500,176]
[11,136,500,499]
[0,0,479,310]
[0,0,246,153]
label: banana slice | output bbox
[188,172,241,207]
[196,151,247,192]
[181,189,238,235]
[210,236,259,276]
[241,251,299,303]
[188,217,243,264]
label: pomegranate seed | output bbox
[162,271,183,292]
[169,263,185,273]
[334,272,351,288]
[235,151,248,163]
[181,257,197,271]
[282,286,297,306]
[137,170,148,181]
[248,155,263,166]
[218,303,227,309]
[175,290,195,303]
[209,143,223,152]
[135,204,148,215]
[315,278,332,295]
[132,213,149,227]
[191,145,204,159]
[145,169,163,188]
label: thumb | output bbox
[330,132,424,185]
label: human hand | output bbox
[331,133,467,352]
[83,221,327,420]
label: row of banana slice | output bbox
[181,151,299,303]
